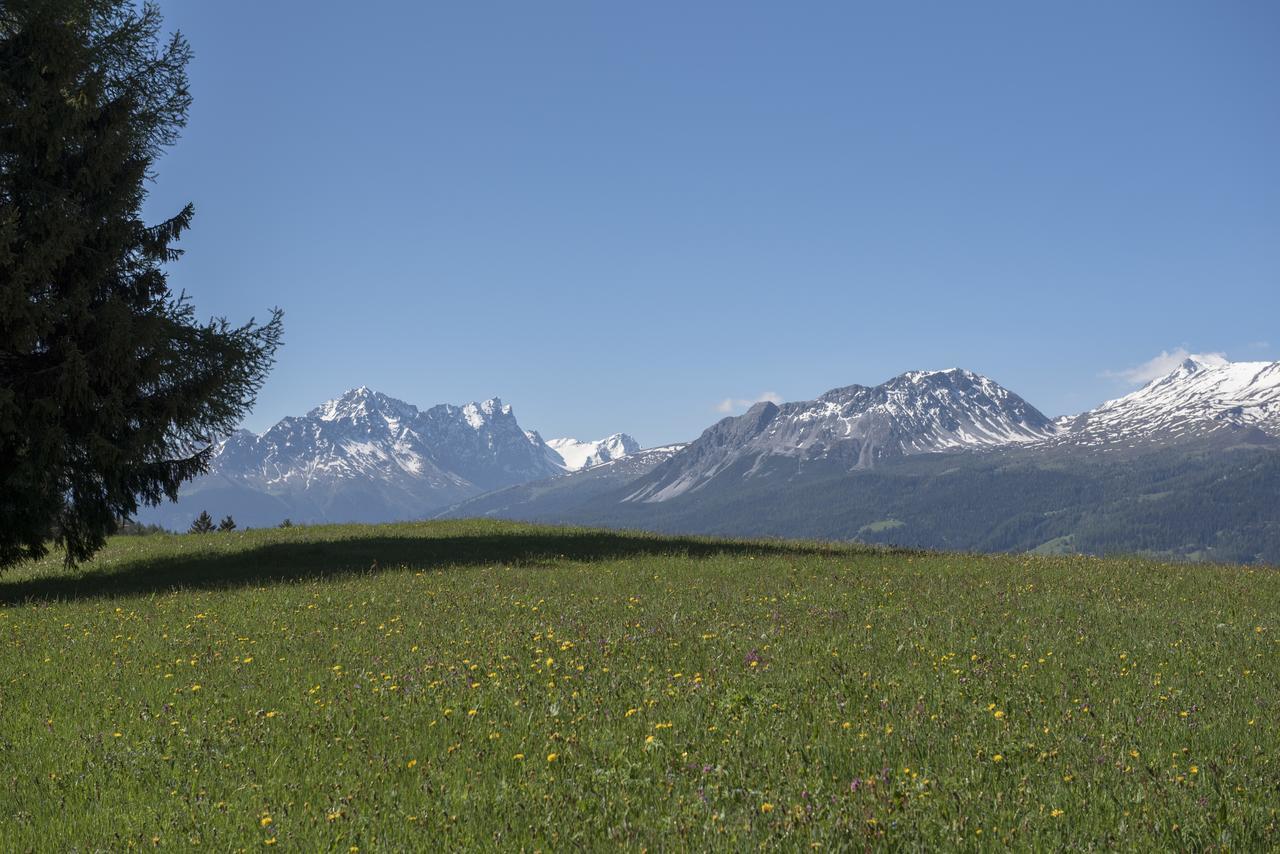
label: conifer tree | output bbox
[0,1,282,569]
[217,515,236,532]
[188,511,214,534]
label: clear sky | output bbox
[144,1,1279,446]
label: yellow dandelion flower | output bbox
[512,753,524,760]
[260,816,272,827]
[992,754,1003,763]
[760,803,774,813]
[546,752,558,762]
[1051,808,1064,818]
[406,759,417,768]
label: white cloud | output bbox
[1104,348,1229,386]
[715,391,783,414]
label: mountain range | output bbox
[137,357,1280,562]
[136,387,636,529]
[621,359,1280,504]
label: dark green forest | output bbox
[445,438,1280,564]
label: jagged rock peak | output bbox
[308,387,420,423]
[460,397,513,428]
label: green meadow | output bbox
[1,520,1276,850]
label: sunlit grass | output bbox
[1,520,1276,849]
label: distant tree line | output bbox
[178,511,295,534]
[114,511,298,535]
[187,511,235,533]
[115,519,167,536]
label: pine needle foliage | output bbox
[0,1,282,569]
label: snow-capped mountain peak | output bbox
[1179,353,1229,370]
[1061,358,1280,445]
[310,386,411,422]
[813,368,1057,451]
[546,433,641,471]
[625,369,1056,502]
[901,367,969,382]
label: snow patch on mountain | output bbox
[546,434,641,471]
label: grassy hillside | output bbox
[2,521,1277,849]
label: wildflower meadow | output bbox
[1,520,1276,849]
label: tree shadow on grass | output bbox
[0,527,886,606]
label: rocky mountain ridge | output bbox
[136,387,639,529]
[625,368,1057,502]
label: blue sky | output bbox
[145,1,1279,446]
